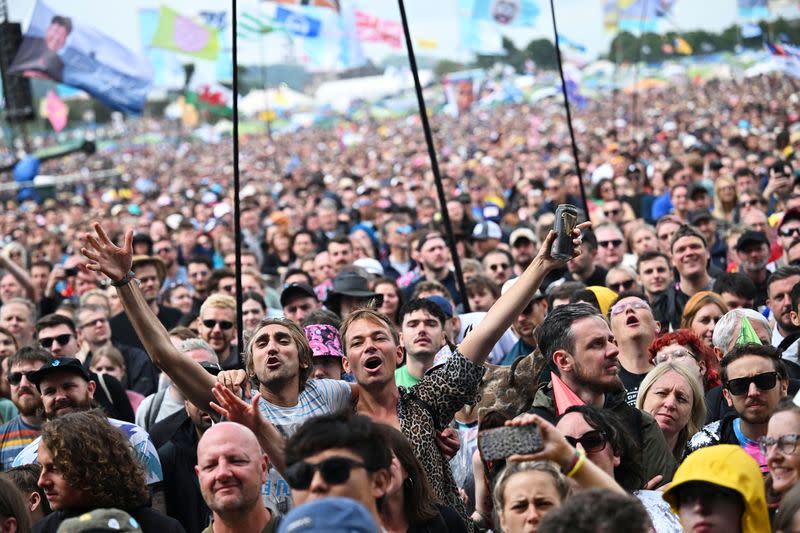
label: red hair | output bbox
[648,329,720,390]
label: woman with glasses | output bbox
[636,362,706,460]
[648,329,721,391]
[763,397,800,507]
[680,291,730,348]
[554,405,683,531]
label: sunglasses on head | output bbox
[284,456,369,490]
[39,333,72,349]
[598,239,622,248]
[8,370,36,386]
[564,430,607,454]
[724,371,779,396]
[202,319,234,330]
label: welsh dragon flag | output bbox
[185,84,233,117]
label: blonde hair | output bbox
[199,293,237,319]
[339,308,400,353]
[680,291,729,330]
[636,361,705,459]
[712,175,737,220]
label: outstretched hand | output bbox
[81,223,133,283]
[209,383,264,431]
[533,220,592,272]
[505,413,574,468]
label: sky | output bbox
[7,0,796,69]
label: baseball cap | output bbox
[736,230,770,251]
[280,283,318,308]
[509,227,536,246]
[424,295,453,318]
[353,258,385,277]
[277,498,379,533]
[688,210,713,226]
[29,357,91,387]
[472,221,502,241]
[778,207,800,230]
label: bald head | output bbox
[196,422,268,519]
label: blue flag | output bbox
[9,0,152,115]
[472,0,539,27]
[275,6,322,37]
[741,23,763,38]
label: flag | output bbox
[472,0,539,27]
[603,0,673,33]
[274,6,322,37]
[459,0,503,53]
[9,1,153,115]
[741,23,763,38]
[738,0,769,19]
[557,33,587,53]
[767,40,790,56]
[238,11,285,39]
[355,11,402,48]
[661,42,674,54]
[417,38,437,49]
[185,83,233,117]
[674,36,693,55]
[45,90,68,131]
[270,0,340,12]
[150,6,219,60]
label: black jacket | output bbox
[85,343,160,396]
[110,306,182,352]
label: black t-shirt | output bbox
[110,305,182,352]
[34,506,186,533]
[617,365,650,407]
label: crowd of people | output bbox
[0,72,797,531]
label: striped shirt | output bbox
[256,378,352,439]
[0,417,39,471]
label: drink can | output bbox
[551,204,579,261]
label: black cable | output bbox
[231,0,245,359]
[396,0,470,312]
[548,0,589,214]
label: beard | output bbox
[44,396,92,420]
[572,359,624,395]
[14,391,42,417]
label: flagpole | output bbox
[231,0,245,360]
[548,0,589,214]
[396,0,470,312]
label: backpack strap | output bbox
[146,389,167,429]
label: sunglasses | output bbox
[489,263,510,271]
[779,227,800,238]
[284,456,369,490]
[8,370,36,386]
[79,317,107,329]
[39,334,72,349]
[603,209,620,217]
[395,225,412,235]
[725,371,779,396]
[598,239,622,248]
[202,319,234,330]
[610,300,650,316]
[609,279,635,292]
[759,434,800,456]
[739,199,761,208]
[564,430,607,454]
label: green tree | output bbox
[525,38,557,70]
[435,59,469,78]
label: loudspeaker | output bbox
[0,22,34,124]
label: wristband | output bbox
[566,449,586,478]
[111,270,136,287]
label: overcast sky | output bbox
[8,0,795,66]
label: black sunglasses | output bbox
[39,333,72,349]
[598,239,622,248]
[610,279,635,292]
[284,456,369,490]
[489,263,510,271]
[202,319,234,330]
[8,370,36,386]
[564,430,608,454]
[779,227,800,238]
[725,371,779,396]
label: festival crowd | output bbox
[0,74,798,532]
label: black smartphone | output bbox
[64,267,79,277]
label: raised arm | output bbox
[458,223,589,365]
[81,223,217,411]
[0,253,36,301]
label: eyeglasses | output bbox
[284,456,369,490]
[598,239,622,248]
[654,349,697,365]
[779,227,800,238]
[610,300,650,316]
[739,199,761,208]
[395,225,412,235]
[724,371,779,396]
[488,263,510,271]
[39,333,72,349]
[564,430,608,454]
[759,434,800,456]
[202,319,234,330]
[609,279,635,292]
[8,370,36,386]
[79,317,107,329]
[603,209,620,217]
